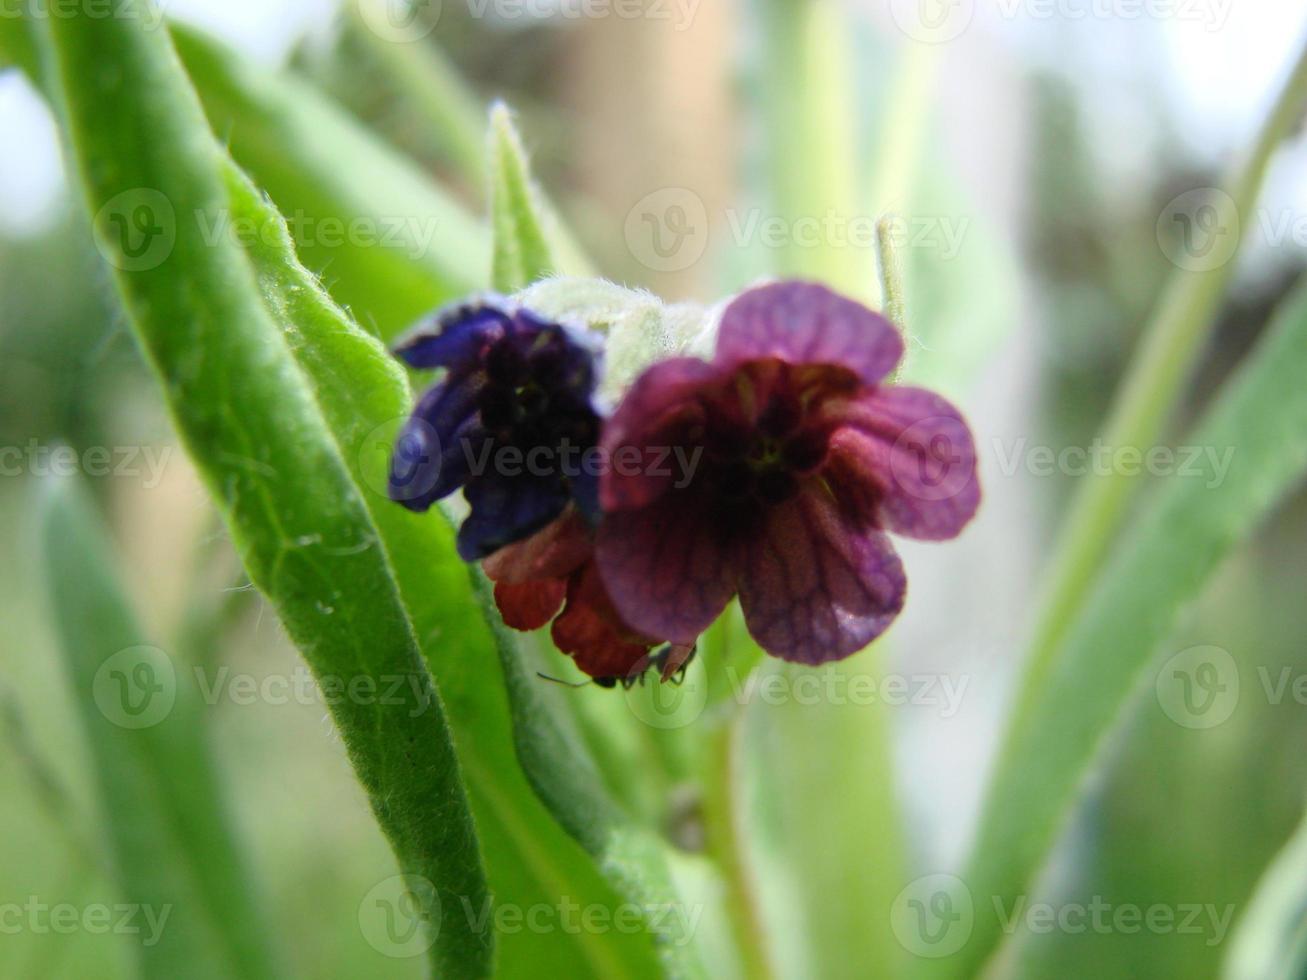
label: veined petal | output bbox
[482,507,593,584]
[738,488,906,664]
[457,474,571,561]
[392,297,512,370]
[493,579,567,631]
[823,386,980,541]
[595,491,738,645]
[389,376,486,511]
[551,562,654,681]
[599,357,724,512]
[716,281,904,386]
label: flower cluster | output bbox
[390,281,979,683]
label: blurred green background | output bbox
[3,1,1307,977]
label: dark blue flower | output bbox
[388,296,603,561]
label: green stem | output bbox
[877,214,909,380]
[1009,37,1307,738]
[703,713,777,980]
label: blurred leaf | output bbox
[169,23,487,340]
[0,14,38,75]
[325,0,486,187]
[1225,807,1307,980]
[34,8,492,976]
[40,475,278,980]
[757,0,866,299]
[1013,41,1307,728]
[225,160,667,978]
[948,277,1307,978]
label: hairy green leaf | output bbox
[223,160,667,979]
[169,23,487,340]
[35,7,491,976]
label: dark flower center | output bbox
[476,332,600,470]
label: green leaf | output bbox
[34,7,492,976]
[488,102,592,292]
[222,160,667,979]
[472,571,707,977]
[168,23,487,340]
[1225,807,1307,980]
[314,0,487,187]
[40,474,278,980]
[1011,40,1307,732]
[943,277,1307,978]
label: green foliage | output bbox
[40,475,278,980]
[169,24,487,341]
[33,6,491,975]
[949,277,1307,978]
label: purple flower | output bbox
[595,281,980,664]
[389,296,602,561]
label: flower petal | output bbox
[595,490,738,646]
[457,474,571,561]
[392,297,512,370]
[823,386,980,541]
[716,281,903,385]
[482,507,593,584]
[738,488,905,664]
[551,563,654,681]
[599,357,724,512]
[494,579,567,631]
[389,376,487,511]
